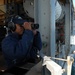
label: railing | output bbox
[39,50,74,75]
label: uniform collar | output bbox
[9,32,20,39]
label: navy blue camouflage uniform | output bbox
[2,29,42,68]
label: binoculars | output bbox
[31,24,39,30]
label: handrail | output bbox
[0,9,6,14]
[39,50,74,75]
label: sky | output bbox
[73,0,75,7]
